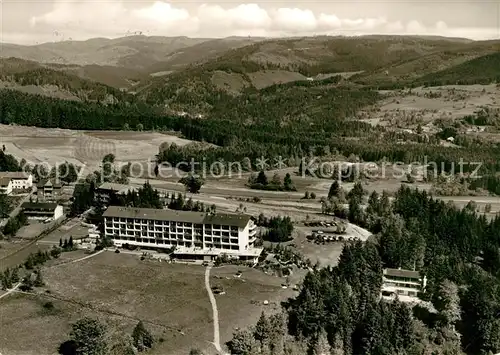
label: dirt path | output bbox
[205,266,224,354]
[46,249,105,269]
[0,282,20,300]
[0,250,104,302]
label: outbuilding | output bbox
[21,202,64,221]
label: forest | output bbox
[3,83,500,177]
[228,185,500,354]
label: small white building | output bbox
[21,202,64,221]
[381,268,427,300]
[0,177,13,195]
[0,172,33,191]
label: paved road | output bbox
[129,178,305,200]
[205,266,223,354]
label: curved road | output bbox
[205,266,223,354]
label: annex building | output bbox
[103,206,262,263]
[381,268,427,300]
[21,202,64,221]
[96,182,138,205]
[0,172,33,194]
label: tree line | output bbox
[229,184,500,354]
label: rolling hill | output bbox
[415,51,500,86]
[0,57,136,102]
[0,36,209,68]
[353,39,500,86]
[137,36,500,112]
[2,34,499,112]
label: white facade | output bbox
[53,205,64,220]
[103,206,261,262]
[22,203,64,220]
[0,178,13,195]
[381,268,427,300]
[0,172,33,191]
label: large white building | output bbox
[381,268,427,300]
[103,206,262,263]
[0,172,33,191]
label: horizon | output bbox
[2,0,499,45]
[1,33,492,47]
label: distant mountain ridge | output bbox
[1,34,499,104]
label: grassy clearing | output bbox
[210,265,295,346]
[0,252,292,355]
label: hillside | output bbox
[0,57,135,102]
[139,36,500,111]
[416,51,500,86]
[145,37,264,75]
[0,35,258,71]
[354,40,500,86]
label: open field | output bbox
[0,252,293,355]
[210,265,296,349]
[0,218,87,271]
[359,84,500,136]
[0,124,194,173]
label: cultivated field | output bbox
[359,84,500,135]
[0,252,292,355]
[0,124,194,174]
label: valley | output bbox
[0,33,500,355]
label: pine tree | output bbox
[313,328,331,355]
[69,236,74,248]
[328,180,340,199]
[132,320,154,351]
[256,170,268,185]
[34,269,44,287]
[59,238,63,247]
[11,267,19,283]
[284,173,294,191]
[254,311,271,344]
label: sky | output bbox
[1,0,499,44]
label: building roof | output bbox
[384,268,421,279]
[0,177,11,187]
[97,182,137,194]
[36,179,62,188]
[21,202,59,211]
[204,213,251,228]
[103,206,252,228]
[0,172,31,180]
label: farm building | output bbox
[21,202,64,221]
[0,172,33,192]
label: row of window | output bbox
[106,227,238,238]
[384,282,421,289]
[107,225,238,237]
[113,237,240,250]
[105,218,239,231]
[106,230,239,244]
